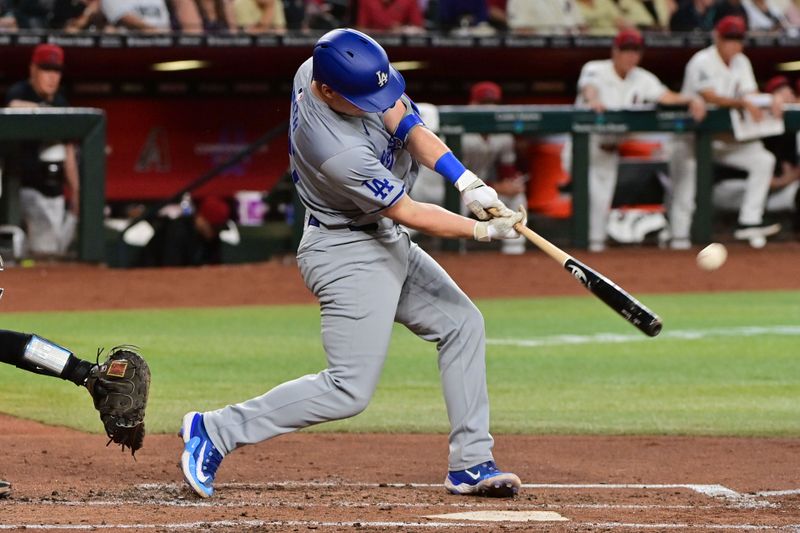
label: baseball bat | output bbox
[491,209,662,337]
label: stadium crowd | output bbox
[0,0,798,35]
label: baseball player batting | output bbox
[180,28,524,499]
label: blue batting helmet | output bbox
[312,28,406,113]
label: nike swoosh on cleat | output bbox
[195,441,210,484]
[465,469,481,480]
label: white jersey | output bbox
[741,0,786,31]
[576,59,667,109]
[101,0,171,29]
[681,45,757,99]
[507,0,584,33]
[461,133,515,183]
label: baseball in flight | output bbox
[696,243,728,271]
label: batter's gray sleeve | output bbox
[321,147,406,213]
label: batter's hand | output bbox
[473,205,526,242]
[456,170,515,220]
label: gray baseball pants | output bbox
[203,224,494,470]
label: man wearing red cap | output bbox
[682,15,783,248]
[461,81,528,254]
[562,28,706,252]
[4,44,79,258]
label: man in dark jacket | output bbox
[4,44,79,258]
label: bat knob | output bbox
[646,319,663,337]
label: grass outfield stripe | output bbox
[487,325,800,347]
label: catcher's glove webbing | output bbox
[86,346,150,456]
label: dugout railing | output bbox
[2,106,800,262]
[438,104,800,250]
[0,108,106,262]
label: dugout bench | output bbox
[0,108,106,262]
[438,104,800,250]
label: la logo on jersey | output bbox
[376,70,389,87]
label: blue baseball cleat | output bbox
[444,461,521,497]
[180,411,224,498]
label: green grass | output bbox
[0,290,798,436]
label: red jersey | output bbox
[357,0,424,30]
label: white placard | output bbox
[730,104,785,141]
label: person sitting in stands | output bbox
[233,0,286,32]
[172,0,238,32]
[100,0,171,31]
[356,0,425,33]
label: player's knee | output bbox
[334,387,372,418]
[759,150,776,170]
[343,394,371,417]
[457,304,485,336]
[746,149,775,174]
[326,371,374,417]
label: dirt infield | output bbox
[2,242,800,531]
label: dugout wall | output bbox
[0,108,106,262]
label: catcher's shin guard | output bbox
[20,335,71,375]
[0,330,93,385]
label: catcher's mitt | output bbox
[86,346,150,456]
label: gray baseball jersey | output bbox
[202,58,496,471]
[290,59,418,229]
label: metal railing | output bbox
[439,104,800,249]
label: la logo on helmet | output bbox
[376,71,388,87]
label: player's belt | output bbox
[308,214,379,232]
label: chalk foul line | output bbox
[487,325,800,348]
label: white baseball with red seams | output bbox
[696,243,728,271]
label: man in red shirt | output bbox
[357,0,425,32]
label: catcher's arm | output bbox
[86,346,151,456]
[0,329,150,456]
